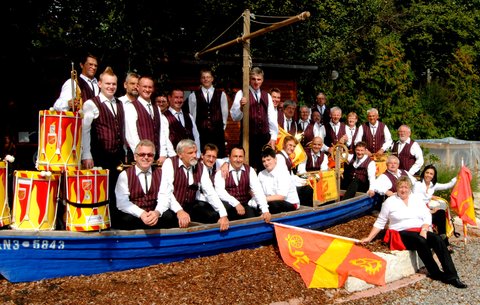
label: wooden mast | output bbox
[195,11,311,162]
[242,10,251,163]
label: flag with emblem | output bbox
[273,223,386,288]
[450,166,477,226]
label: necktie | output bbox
[372,125,377,136]
[287,119,291,132]
[108,99,116,117]
[313,154,318,165]
[256,91,260,103]
[333,124,337,135]
[236,170,241,185]
[206,90,210,103]
[90,80,96,94]
[183,165,190,184]
[177,112,184,127]
[208,167,213,177]
[350,128,354,136]
[142,171,149,193]
[147,103,153,118]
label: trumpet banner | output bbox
[274,223,386,288]
[306,170,338,204]
[275,126,306,168]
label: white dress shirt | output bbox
[354,122,393,151]
[214,164,269,213]
[346,126,357,147]
[372,170,417,195]
[230,87,278,141]
[373,193,432,231]
[158,158,227,217]
[188,87,229,130]
[391,138,424,175]
[167,107,202,157]
[115,166,162,218]
[54,74,99,111]
[413,178,457,205]
[297,151,329,174]
[81,93,118,160]
[124,97,175,158]
[258,164,300,206]
[118,95,133,105]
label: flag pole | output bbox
[272,222,361,243]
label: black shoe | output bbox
[446,278,468,289]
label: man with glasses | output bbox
[114,140,176,229]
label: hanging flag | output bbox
[273,223,386,288]
[450,166,477,226]
[276,126,307,168]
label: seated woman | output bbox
[258,146,300,214]
[360,176,467,288]
[413,165,457,251]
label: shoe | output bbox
[446,278,468,289]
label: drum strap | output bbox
[65,199,109,208]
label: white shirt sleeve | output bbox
[188,92,197,122]
[367,161,377,190]
[267,93,278,140]
[124,103,140,152]
[249,169,269,213]
[220,91,229,130]
[190,114,202,158]
[408,142,424,175]
[159,113,176,157]
[81,99,99,160]
[115,171,145,218]
[230,90,244,121]
[158,158,183,213]
[214,169,240,207]
[354,126,364,145]
[200,169,227,217]
[53,79,75,111]
[381,125,393,151]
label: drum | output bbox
[0,161,11,227]
[12,171,60,230]
[37,110,82,172]
[64,169,110,231]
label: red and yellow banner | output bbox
[274,223,386,288]
[450,166,477,226]
[306,170,338,204]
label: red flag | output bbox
[273,223,386,288]
[450,166,477,226]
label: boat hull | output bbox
[0,194,374,282]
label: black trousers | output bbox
[244,132,270,172]
[432,209,450,246]
[297,186,313,207]
[399,230,458,281]
[184,200,221,223]
[223,201,257,220]
[342,178,369,200]
[112,209,177,230]
[268,200,297,214]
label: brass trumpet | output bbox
[116,161,162,172]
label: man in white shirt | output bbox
[81,67,125,217]
[341,141,377,199]
[114,140,176,229]
[297,106,311,132]
[390,125,424,175]
[258,147,300,213]
[279,100,298,135]
[321,106,348,154]
[214,147,271,222]
[372,155,416,197]
[187,69,229,157]
[54,53,99,111]
[230,67,278,170]
[118,72,139,105]
[355,108,393,157]
[124,76,175,165]
[163,88,201,157]
[159,139,229,231]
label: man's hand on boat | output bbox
[235,204,245,215]
[177,210,191,228]
[366,189,376,197]
[140,210,161,227]
[218,216,229,231]
[262,212,272,223]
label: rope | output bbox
[198,13,244,53]
[253,14,295,19]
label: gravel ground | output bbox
[0,216,478,305]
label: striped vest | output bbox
[126,166,162,211]
[131,100,161,157]
[194,89,224,132]
[305,149,326,172]
[225,166,252,206]
[78,77,96,102]
[248,90,269,135]
[172,156,204,206]
[164,110,195,149]
[90,96,125,156]
[392,141,416,172]
[384,170,408,192]
[361,122,386,153]
[344,157,373,184]
[324,122,346,147]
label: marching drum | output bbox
[0,161,11,227]
[64,169,110,231]
[12,171,60,230]
[37,110,82,172]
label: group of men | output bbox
[52,53,424,231]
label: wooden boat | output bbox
[0,194,374,283]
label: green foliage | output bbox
[433,166,479,201]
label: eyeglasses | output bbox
[136,153,155,158]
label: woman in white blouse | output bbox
[413,164,457,251]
